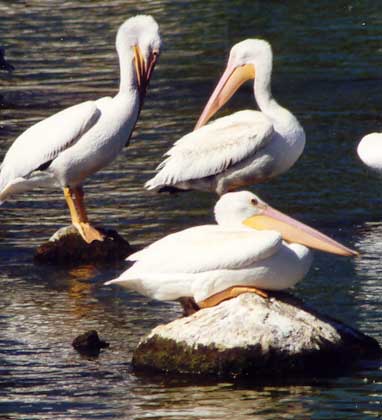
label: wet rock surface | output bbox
[133,292,382,380]
[72,330,110,357]
[34,225,133,264]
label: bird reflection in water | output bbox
[67,264,100,319]
[129,379,317,419]
[354,222,382,317]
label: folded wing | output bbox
[123,225,282,275]
[145,110,274,189]
[0,101,100,188]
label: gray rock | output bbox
[34,225,133,265]
[133,292,382,379]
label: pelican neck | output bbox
[117,45,137,94]
[252,57,290,123]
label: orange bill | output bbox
[243,204,358,257]
[133,45,159,105]
[194,63,255,129]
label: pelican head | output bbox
[0,47,14,73]
[215,191,358,257]
[116,15,161,101]
[195,39,272,129]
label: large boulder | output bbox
[133,292,381,380]
[34,225,133,264]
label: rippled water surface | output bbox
[1,1,382,419]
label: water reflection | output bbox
[1,0,382,419]
[66,265,100,319]
[354,222,382,336]
[126,381,317,419]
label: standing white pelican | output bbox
[105,191,357,313]
[145,39,305,195]
[357,133,382,173]
[0,15,161,243]
[0,47,14,73]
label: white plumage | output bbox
[146,39,305,195]
[357,133,382,173]
[0,101,100,199]
[0,15,161,242]
[106,191,356,307]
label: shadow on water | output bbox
[1,0,382,419]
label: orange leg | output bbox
[63,186,104,244]
[198,285,269,309]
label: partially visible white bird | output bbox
[0,15,161,243]
[0,47,14,73]
[357,133,382,173]
[105,191,357,314]
[145,39,305,195]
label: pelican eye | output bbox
[251,198,258,206]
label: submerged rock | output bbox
[34,225,133,264]
[133,292,382,380]
[72,330,110,357]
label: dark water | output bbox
[1,1,382,418]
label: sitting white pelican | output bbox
[145,39,305,195]
[105,191,357,314]
[0,15,161,243]
[357,133,382,173]
[0,47,14,73]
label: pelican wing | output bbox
[0,101,100,182]
[146,110,274,188]
[125,225,282,274]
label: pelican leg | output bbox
[178,297,200,317]
[198,285,269,309]
[63,186,104,244]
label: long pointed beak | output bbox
[133,46,158,105]
[195,63,255,129]
[243,205,358,257]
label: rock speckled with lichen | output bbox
[34,225,133,264]
[133,292,381,379]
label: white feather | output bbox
[0,101,99,190]
[126,226,282,273]
[357,133,382,173]
[146,110,273,188]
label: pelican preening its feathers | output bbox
[0,15,161,243]
[105,191,357,311]
[146,39,305,195]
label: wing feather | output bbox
[125,225,282,275]
[0,101,100,184]
[146,110,274,189]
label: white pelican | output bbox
[105,191,357,314]
[357,133,382,173]
[145,39,305,195]
[0,47,14,73]
[0,15,161,243]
